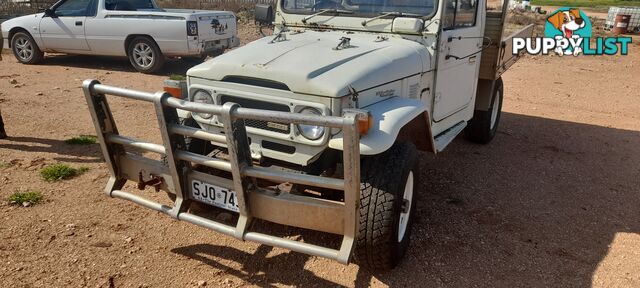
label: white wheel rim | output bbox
[397,171,414,242]
[133,43,154,68]
[490,89,501,129]
[15,37,34,61]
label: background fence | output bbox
[0,0,275,19]
[0,0,57,18]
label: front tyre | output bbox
[127,37,165,73]
[11,32,44,64]
[355,142,419,271]
[465,77,504,144]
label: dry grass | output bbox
[505,10,549,37]
[0,0,56,16]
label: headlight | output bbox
[192,90,214,119]
[297,107,325,140]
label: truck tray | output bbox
[479,7,535,80]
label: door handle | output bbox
[468,55,477,64]
[75,21,83,26]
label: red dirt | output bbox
[1,24,639,287]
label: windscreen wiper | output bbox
[361,11,422,26]
[302,8,354,24]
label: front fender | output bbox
[2,14,44,48]
[329,97,432,155]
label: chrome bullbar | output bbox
[82,80,361,264]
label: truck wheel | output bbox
[127,37,165,73]
[11,32,44,64]
[355,142,418,270]
[465,78,503,144]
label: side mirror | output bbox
[44,8,58,18]
[254,4,274,26]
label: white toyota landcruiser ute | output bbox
[82,0,532,270]
[1,0,239,73]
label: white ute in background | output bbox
[0,0,239,73]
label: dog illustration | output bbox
[547,9,586,56]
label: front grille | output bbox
[219,95,291,134]
[262,140,296,154]
[221,76,290,91]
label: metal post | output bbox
[337,112,361,264]
[82,80,126,195]
[154,92,191,217]
[219,102,253,239]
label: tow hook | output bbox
[137,172,163,192]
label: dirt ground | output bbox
[1,19,640,288]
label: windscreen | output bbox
[282,0,436,17]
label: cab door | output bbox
[433,0,483,121]
[39,0,97,51]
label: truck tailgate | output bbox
[196,14,237,41]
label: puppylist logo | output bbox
[513,8,633,56]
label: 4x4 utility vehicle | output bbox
[83,0,532,270]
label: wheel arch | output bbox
[8,27,32,48]
[396,112,435,153]
[124,34,160,56]
[328,97,436,155]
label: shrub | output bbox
[168,74,186,81]
[8,191,43,206]
[65,135,97,145]
[40,164,90,182]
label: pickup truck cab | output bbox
[0,0,239,73]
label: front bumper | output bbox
[82,80,363,264]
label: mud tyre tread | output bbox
[355,142,418,271]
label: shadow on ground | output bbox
[170,112,640,287]
[42,54,198,75]
[0,136,102,163]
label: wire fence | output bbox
[0,0,57,19]
[0,0,276,19]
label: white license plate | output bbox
[190,180,239,213]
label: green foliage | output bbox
[65,135,97,145]
[40,164,89,182]
[168,74,186,81]
[0,161,11,168]
[8,191,43,206]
